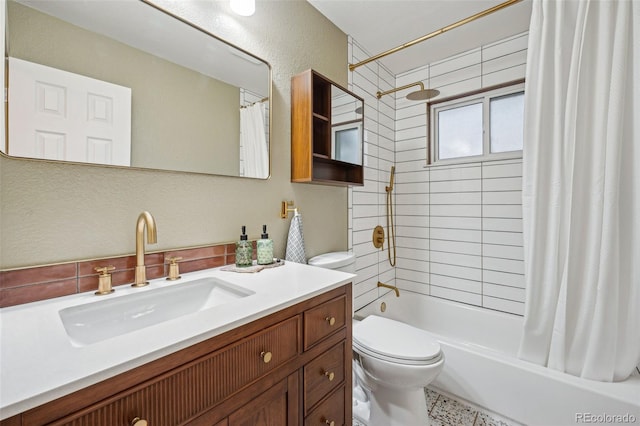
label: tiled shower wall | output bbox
[395,160,525,315]
[348,37,398,311]
[349,32,528,315]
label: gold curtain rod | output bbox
[348,0,523,72]
[240,97,269,108]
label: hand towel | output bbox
[285,212,307,264]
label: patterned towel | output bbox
[285,213,307,264]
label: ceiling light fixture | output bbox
[230,0,255,16]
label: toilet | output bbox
[353,315,444,426]
[308,251,445,426]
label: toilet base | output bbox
[368,385,429,426]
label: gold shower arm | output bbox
[349,0,522,72]
[377,82,424,99]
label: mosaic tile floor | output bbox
[353,387,520,426]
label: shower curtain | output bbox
[239,102,268,178]
[518,0,640,381]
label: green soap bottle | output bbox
[235,226,253,267]
[257,225,274,265]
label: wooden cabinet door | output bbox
[228,374,298,426]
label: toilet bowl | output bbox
[353,315,444,426]
[308,251,445,426]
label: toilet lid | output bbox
[308,251,355,269]
[353,315,442,364]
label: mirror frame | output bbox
[1,0,273,179]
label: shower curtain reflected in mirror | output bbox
[239,102,268,178]
[519,0,640,382]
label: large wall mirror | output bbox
[2,0,271,178]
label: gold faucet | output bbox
[133,211,157,287]
[377,281,400,297]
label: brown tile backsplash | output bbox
[165,245,226,261]
[0,263,77,289]
[180,257,227,274]
[77,256,136,277]
[0,242,240,308]
[0,279,78,308]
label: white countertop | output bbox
[0,261,354,419]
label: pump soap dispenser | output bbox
[257,225,274,265]
[235,226,253,267]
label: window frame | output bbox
[427,79,525,166]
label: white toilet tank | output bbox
[308,251,356,274]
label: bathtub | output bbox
[355,291,640,426]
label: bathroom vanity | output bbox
[0,263,353,425]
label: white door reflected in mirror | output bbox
[8,57,132,166]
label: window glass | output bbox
[429,82,524,164]
[437,102,483,160]
[490,92,524,153]
[334,128,360,164]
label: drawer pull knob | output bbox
[323,371,335,381]
[325,316,336,326]
[324,420,335,426]
[261,351,273,363]
[131,417,148,426]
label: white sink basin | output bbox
[59,277,254,346]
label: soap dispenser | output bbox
[257,225,274,265]
[235,226,253,267]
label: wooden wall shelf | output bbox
[291,69,364,186]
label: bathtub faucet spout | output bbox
[377,281,400,297]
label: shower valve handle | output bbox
[372,225,385,249]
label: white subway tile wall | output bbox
[349,33,528,315]
[349,37,398,310]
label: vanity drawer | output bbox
[303,295,346,350]
[304,386,345,426]
[304,341,345,414]
[45,316,300,426]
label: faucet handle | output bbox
[166,257,183,281]
[94,266,115,295]
[95,265,116,275]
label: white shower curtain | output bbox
[239,102,268,178]
[518,0,640,381]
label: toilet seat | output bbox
[353,315,442,365]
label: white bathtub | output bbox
[355,291,640,426]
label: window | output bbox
[429,82,524,164]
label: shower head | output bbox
[406,87,440,101]
[386,166,395,192]
[376,81,439,101]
